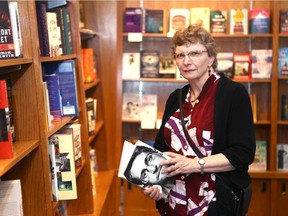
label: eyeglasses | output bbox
[174,50,208,61]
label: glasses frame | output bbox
[174,50,208,61]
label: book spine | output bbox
[46,12,61,57]
[62,9,72,54]
[36,3,50,57]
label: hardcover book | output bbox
[278,47,288,76]
[249,140,267,171]
[0,179,23,216]
[249,8,270,34]
[122,93,141,121]
[216,52,234,79]
[277,144,288,171]
[159,54,176,78]
[229,9,248,35]
[140,50,160,78]
[118,140,175,199]
[0,80,13,159]
[251,49,272,79]
[124,8,143,33]
[46,12,61,57]
[36,2,50,56]
[168,8,190,37]
[122,52,141,79]
[280,8,288,34]
[233,53,251,80]
[145,9,164,34]
[0,0,15,59]
[190,7,210,32]
[49,133,78,200]
[210,10,228,34]
[85,97,97,136]
[61,8,72,55]
[42,60,79,117]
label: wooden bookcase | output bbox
[0,0,120,215]
[118,1,288,215]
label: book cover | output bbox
[122,93,140,121]
[122,52,141,79]
[280,8,288,34]
[190,7,210,32]
[233,53,251,80]
[210,10,228,34]
[251,49,272,79]
[216,52,234,79]
[124,8,143,33]
[0,80,13,159]
[278,47,288,76]
[8,1,23,58]
[249,140,267,171]
[168,8,190,37]
[59,122,82,169]
[42,60,79,117]
[43,74,62,121]
[249,8,270,34]
[277,144,288,171]
[48,136,59,201]
[46,12,61,57]
[85,97,96,136]
[140,50,160,78]
[230,9,248,35]
[118,140,175,199]
[159,54,176,78]
[145,9,164,34]
[82,48,97,83]
[0,0,15,59]
[50,133,78,200]
[0,179,23,216]
[140,94,157,129]
[36,2,50,57]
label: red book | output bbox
[233,53,251,80]
[0,80,13,158]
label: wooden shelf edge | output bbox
[40,54,77,62]
[0,140,40,176]
[84,79,100,91]
[250,170,288,179]
[46,117,74,137]
[0,57,33,68]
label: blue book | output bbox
[249,8,270,34]
[278,47,288,76]
[42,60,79,117]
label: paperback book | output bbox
[230,9,248,35]
[249,140,267,171]
[168,8,190,37]
[216,52,234,79]
[118,140,175,199]
[122,52,141,79]
[210,10,228,34]
[122,93,141,121]
[251,49,272,79]
[159,54,176,78]
[145,9,164,34]
[233,53,251,80]
[277,144,288,171]
[278,47,288,76]
[140,50,160,78]
[124,8,143,33]
[249,8,270,34]
[280,8,288,34]
[190,7,210,32]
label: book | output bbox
[168,8,190,37]
[216,52,234,79]
[43,74,62,121]
[229,9,248,35]
[61,8,72,55]
[249,140,267,171]
[6,79,15,142]
[277,144,288,171]
[48,136,59,201]
[210,10,228,34]
[280,8,288,34]
[118,140,175,199]
[159,54,176,78]
[140,94,157,129]
[233,53,251,80]
[59,122,82,169]
[145,9,164,34]
[42,82,53,130]
[0,80,13,159]
[249,94,257,122]
[122,52,141,79]
[0,0,15,59]
[124,8,143,33]
[8,1,23,58]
[278,47,288,76]
[190,7,210,32]
[85,97,96,136]
[0,179,23,216]
[47,0,67,9]
[251,49,272,79]
[122,93,140,121]
[46,12,61,57]
[249,8,270,34]
[42,60,79,117]
[36,2,50,57]
[281,95,288,121]
[82,48,97,83]
[140,50,160,78]
[50,133,78,200]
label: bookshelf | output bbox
[119,1,288,216]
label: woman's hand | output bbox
[142,186,163,201]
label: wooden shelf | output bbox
[250,170,288,179]
[88,121,104,145]
[84,79,100,91]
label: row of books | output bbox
[0,1,23,59]
[124,7,288,36]
[249,141,288,172]
[48,120,82,202]
[42,60,79,129]
[36,1,72,57]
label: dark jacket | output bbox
[154,74,256,213]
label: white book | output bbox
[140,94,157,129]
[122,52,141,79]
[122,93,141,121]
[168,8,190,37]
[251,49,272,79]
[0,179,23,216]
[190,7,210,32]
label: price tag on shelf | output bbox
[128,32,143,42]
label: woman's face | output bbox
[175,42,214,81]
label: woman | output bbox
[142,24,256,216]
